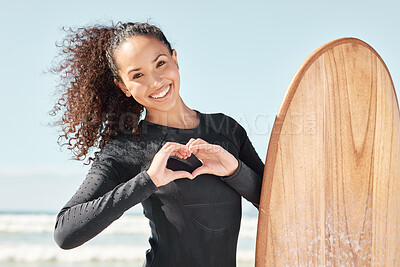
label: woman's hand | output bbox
[147,142,193,187]
[186,138,239,178]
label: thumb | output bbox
[172,171,193,180]
[191,166,209,178]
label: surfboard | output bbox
[255,37,400,266]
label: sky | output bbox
[0,0,399,212]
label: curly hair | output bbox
[49,22,173,164]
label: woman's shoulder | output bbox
[97,132,163,163]
[94,134,143,161]
[88,134,151,184]
[201,111,244,134]
[100,134,131,154]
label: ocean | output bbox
[0,208,258,267]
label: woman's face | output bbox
[114,35,180,114]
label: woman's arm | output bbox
[54,140,194,249]
[54,152,157,249]
[214,115,264,209]
[220,131,264,208]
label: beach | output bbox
[0,209,257,267]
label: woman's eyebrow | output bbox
[153,53,167,63]
[127,53,168,75]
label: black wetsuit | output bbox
[54,110,264,267]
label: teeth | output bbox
[150,86,170,99]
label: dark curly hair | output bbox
[49,22,173,164]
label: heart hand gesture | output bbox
[146,139,239,188]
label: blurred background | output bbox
[0,0,399,266]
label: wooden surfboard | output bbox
[255,37,400,266]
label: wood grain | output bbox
[256,38,400,266]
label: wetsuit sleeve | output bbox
[220,122,265,209]
[54,149,157,249]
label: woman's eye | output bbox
[157,61,165,68]
[132,73,143,79]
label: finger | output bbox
[181,146,192,156]
[170,146,191,158]
[185,138,197,147]
[186,138,203,151]
[172,146,195,160]
[156,144,188,162]
[171,143,190,158]
[187,138,207,147]
[178,146,192,158]
[161,141,178,149]
[186,139,211,155]
[162,142,186,150]
[170,150,186,159]
[189,143,218,154]
[164,143,189,154]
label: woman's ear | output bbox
[172,49,179,70]
[114,79,131,97]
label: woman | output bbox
[52,22,264,267]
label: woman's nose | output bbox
[149,71,162,88]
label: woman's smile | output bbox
[149,84,172,100]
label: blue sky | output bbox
[1,0,399,212]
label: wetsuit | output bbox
[54,110,264,267]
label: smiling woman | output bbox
[113,35,184,123]
[51,21,264,267]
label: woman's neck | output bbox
[144,98,199,129]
